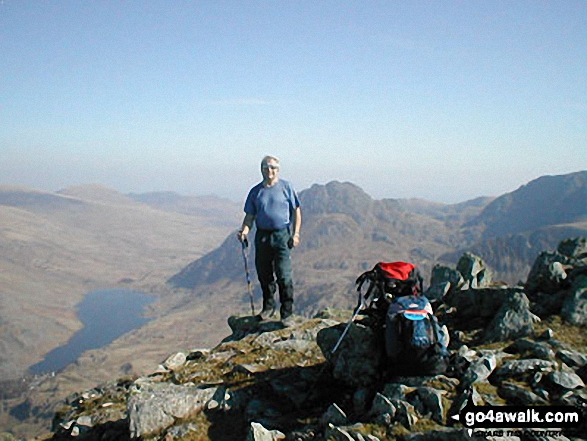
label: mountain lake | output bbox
[29,289,155,375]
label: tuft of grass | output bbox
[355,423,394,440]
[535,316,587,351]
[410,417,444,433]
[475,381,507,405]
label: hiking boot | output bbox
[280,315,296,328]
[257,308,276,321]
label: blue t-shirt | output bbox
[244,179,300,231]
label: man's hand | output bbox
[237,230,248,244]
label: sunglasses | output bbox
[262,164,280,170]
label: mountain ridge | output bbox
[1,171,586,438]
[168,171,587,316]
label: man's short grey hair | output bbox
[261,155,280,168]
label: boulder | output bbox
[482,292,540,343]
[444,287,515,320]
[505,338,555,360]
[428,265,465,300]
[320,403,348,427]
[247,422,285,441]
[526,251,570,295]
[543,371,585,391]
[430,265,465,289]
[391,399,418,430]
[459,353,497,390]
[317,321,384,388]
[557,349,587,368]
[448,386,484,420]
[493,359,557,381]
[127,379,216,438]
[162,352,187,371]
[369,392,396,425]
[425,281,451,302]
[557,237,587,259]
[498,381,549,405]
[411,387,445,424]
[561,274,587,325]
[456,252,492,289]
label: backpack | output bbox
[385,294,449,376]
[355,262,424,320]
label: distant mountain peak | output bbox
[470,170,587,237]
[299,181,375,223]
[57,185,136,205]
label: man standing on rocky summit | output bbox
[237,155,302,326]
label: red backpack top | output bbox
[355,261,424,313]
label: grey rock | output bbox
[162,352,187,371]
[493,359,558,380]
[539,328,555,340]
[206,386,241,412]
[321,403,348,427]
[324,424,365,441]
[272,339,314,353]
[165,423,199,439]
[186,348,210,361]
[457,345,479,362]
[430,265,465,289]
[448,386,484,421]
[75,415,93,428]
[558,237,587,259]
[506,338,555,360]
[317,322,383,387]
[456,252,492,289]
[270,373,311,408]
[558,388,587,408]
[526,251,570,295]
[288,319,340,341]
[413,387,445,423]
[460,353,497,390]
[369,392,396,425]
[557,349,587,368]
[498,381,549,405]
[445,287,516,320]
[352,388,373,415]
[227,315,261,337]
[425,281,452,302]
[245,399,272,422]
[247,422,285,441]
[533,387,551,402]
[482,292,540,343]
[561,274,587,325]
[381,383,412,401]
[127,381,216,438]
[391,399,418,429]
[544,371,585,391]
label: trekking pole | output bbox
[302,288,368,404]
[330,291,368,354]
[241,238,256,316]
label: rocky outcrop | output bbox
[527,237,587,324]
[47,239,587,441]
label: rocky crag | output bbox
[40,238,587,440]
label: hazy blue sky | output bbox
[1,0,585,203]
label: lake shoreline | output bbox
[29,289,155,376]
